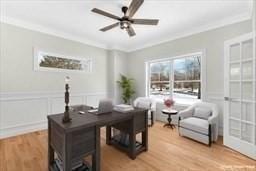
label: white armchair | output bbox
[134,97,156,127]
[178,102,219,146]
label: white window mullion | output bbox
[170,60,174,98]
[147,52,203,104]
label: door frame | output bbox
[224,32,256,160]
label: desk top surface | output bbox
[48,105,147,132]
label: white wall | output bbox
[254,0,256,33]
[0,18,253,138]
[0,23,109,93]
[0,23,110,138]
[113,50,128,104]
[127,20,252,135]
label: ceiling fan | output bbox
[91,0,159,37]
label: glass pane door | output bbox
[224,33,255,159]
[241,39,255,144]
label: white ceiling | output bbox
[0,0,253,52]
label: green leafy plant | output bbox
[117,74,136,104]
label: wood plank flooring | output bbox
[0,122,255,171]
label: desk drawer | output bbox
[71,127,96,158]
[112,121,130,133]
[50,122,65,157]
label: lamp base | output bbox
[62,111,72,123]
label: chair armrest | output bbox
[208,112,219,142]
[178,106,194,119]
[208,115,218,125]
[208,105,219,125]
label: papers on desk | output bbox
[113,104,134,113]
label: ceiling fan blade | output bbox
[92,8,121,20]
[128,0,144,18]
[100,22,119,32]
[126,26,136,37]
[132,19,159,25]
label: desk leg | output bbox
[93,127,100,171]
[48,120,54,171]
[106,126,111,145]
[129,133,136,160]
[129,120,136,160]
[143,110,149,151]
[142,129,148,151]
[151,111,154,127]
[63,157,71,171]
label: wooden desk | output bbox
[47,105,148,171]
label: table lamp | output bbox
[62,76,72,123]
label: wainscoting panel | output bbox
[0,91,107,139]
[1,98,48,128]
[86,95,106,108]
[205,92,224,136]
[51,97,66,115]
[50,96,84,114]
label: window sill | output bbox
[150,96,201,106]
[174,98,201,106]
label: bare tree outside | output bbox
[40,55,84,70]
[150,61,171,96]
[174,56,201,99]
[149,55,201,101]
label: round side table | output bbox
[162,109,178,129]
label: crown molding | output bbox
[0,16,110,50]
[127,12,252,52]
[0,11,252,53]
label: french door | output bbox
[224,32,256,160]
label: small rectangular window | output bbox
[34,48,92,73]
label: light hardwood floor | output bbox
[0,122,255,171]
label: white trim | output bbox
[33,47,92,73]
[224,32,256,159]
[200,49,207,101]
[0,16,109,50]
[145,51,206,104]
[0,91,107,139]
[146,51,204,63]
[0,11,252,52]
[0,91,107,101]
[145,62,149,97]
[205,92,224,101]
[0,121,47,139]
[127,12,252,52]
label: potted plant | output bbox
[117,74,135,104]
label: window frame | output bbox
[145,51,206,104]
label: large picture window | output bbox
[148,52,203,104]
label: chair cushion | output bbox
[180,117,209,135]
[137,101,151,109]
[193,107,212,120]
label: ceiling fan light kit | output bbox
[91,0,159,37]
